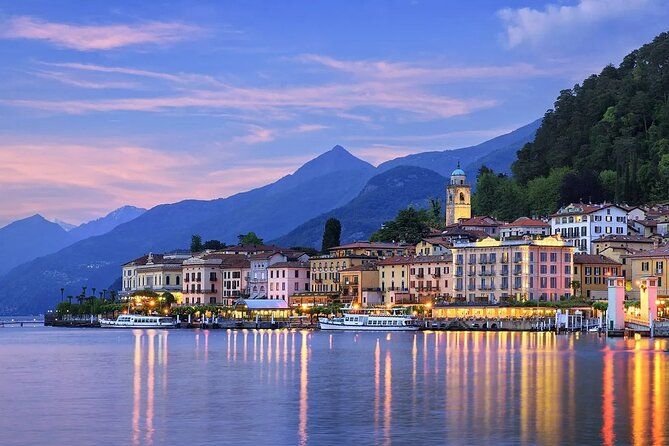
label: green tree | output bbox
[203,239,226,250]
[290,246,320,257]
[191,234,203,252]
[238,232,263,246]
[321,218,342,253]
[370,207,431,244]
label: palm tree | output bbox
[60,287,65,302]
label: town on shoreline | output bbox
[52,167,669,335]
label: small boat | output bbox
[99,314,177,329]
[319,306,420,331]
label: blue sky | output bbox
[0,0,667,226]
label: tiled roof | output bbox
[377,256,414,266]
[573,253,621,265]
[330,241,406,250]
[123,253,185,266]
[627,244,669,258]
[592,234,654,243]
[551,203,625,217]
[458,216,504,227]
[502,217,550,228]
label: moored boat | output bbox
[99,315,177,329]
[319,306,420,331]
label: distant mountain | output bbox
[70,206,146,240]
[0,146,376,314]
[53,219,77,232]
[377,119,541,178]
[0,215,74,276]
[273,166,446,248]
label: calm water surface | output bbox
[0,328,667,446]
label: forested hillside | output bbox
[475,32,669,219]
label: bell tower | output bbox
[445,162,471,226]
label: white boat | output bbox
[319,306,420,331]
[99,314,177,329]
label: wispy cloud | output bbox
[231,125,275,144]
[0,16,202,51]
[294,124,329,133]
[297,54,547,81]
[497,0,658,48]
[32,70,138,89]
[6,76,496,119]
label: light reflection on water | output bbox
[0,328,667,446]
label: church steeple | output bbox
[445,164,471,225]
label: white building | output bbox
[500,217,551,240]
[550,204,628,253]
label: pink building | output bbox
[267,261,310,304]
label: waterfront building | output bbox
[627,244,669,299]
[592,234,655,280]
[247,250,308,299]
[550,203,628,253]
[572,253,621,299]
[409,254,452,304]
[378,256,412,304]
[500,217,551,240]
[444,164,471,226]
[339,263,380,306]
[122,252,189,298]
[267,261,310,304]
[309,243,396,295]
[182,254,250,305]
[451,236,574,302]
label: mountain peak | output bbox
[285,145,374,186]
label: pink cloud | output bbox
[0,141,302,225]
[0,16,202,51]
[231,125,275,144]
[6,80,495,119]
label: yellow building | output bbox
[378,256,412,304]
[592,234,655,280]
[572,253,621,299]
[628,245,669,299]
[309,254,375,294]
[414,237,450,256]
[339,264,380,306]
[445,164,471,226]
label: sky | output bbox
[0,0,667,227]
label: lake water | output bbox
[0,328,667,446]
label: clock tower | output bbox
[445,163,471,226]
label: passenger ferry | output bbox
[99,315,177,329]
[319,306,420,331]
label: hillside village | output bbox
[117,166,669,319]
